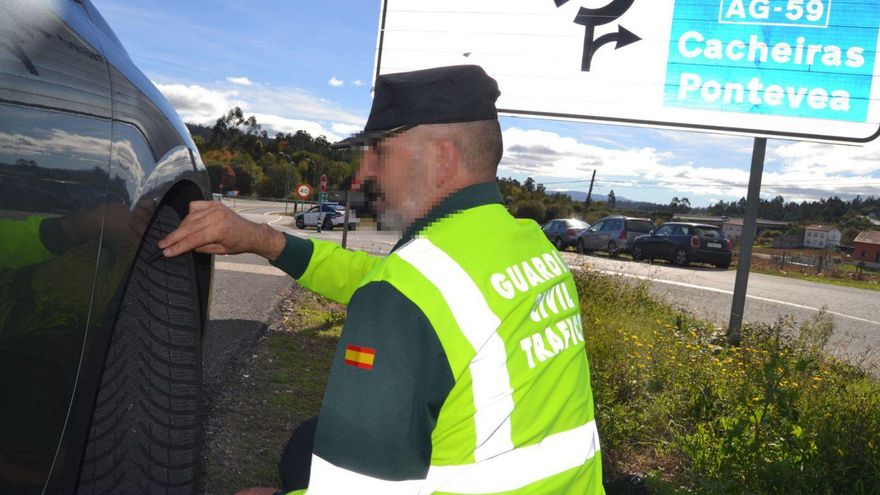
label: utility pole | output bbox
[585,169,596,207]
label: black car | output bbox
[541,218,590,250]
[631,222,733,268]
[1,1,212,493]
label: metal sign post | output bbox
[727,137,767,345]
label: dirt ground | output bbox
[199,285,344,495]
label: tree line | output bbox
[189,108,879,240]
[188,107,353,198]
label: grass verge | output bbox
[201,287,344,494]
[580,270,880,494]
[750,266,880,292]
[205,271,880,494]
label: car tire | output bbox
[322,216,334,231]
[715,263,730,269]
[632,245,644,261]
[576,239,585,254]
[77,205,202,495]
[295,217,305,229]
[348,223,356,231]
[674,248,689,267]
[607,241,620,258]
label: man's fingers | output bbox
[158,205,222,249]
[188,200,213,214]
[195,243,228,255]
[160,217,220,257]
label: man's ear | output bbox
[431,137,461,182]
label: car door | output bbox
[647,224,674,259]
[305,206,320,225]
[0,1,113,491]
[583,220,604,249]
[600,219,619,250]
[666,224,691,259]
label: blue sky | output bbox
[91,0,880,207]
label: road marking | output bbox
[264,211,286,226]
[215,261,289,278]
[584,266,880,327]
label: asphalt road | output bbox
[204,199,880,377]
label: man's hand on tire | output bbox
[158,201,286,260]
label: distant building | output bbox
[722,218,743,239]
[804,224,842,249]
[854,231,880,267]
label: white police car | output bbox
[294,203,358,230]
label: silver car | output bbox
[576,216,656,257]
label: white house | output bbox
[804,224,841,249]
[722,218,743,239]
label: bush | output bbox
[576,270,880,494]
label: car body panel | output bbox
[541,219,589,249]
[0,1,211,492]
[296,203,358,227]
[0,1,113,491]
[577,216,655,254]
[634,222,732,267]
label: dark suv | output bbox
[631,222,733,268]
[1,1,212,493]
[576,216,656,257]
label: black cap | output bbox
[331,65,500,149]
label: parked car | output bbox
[295,202,358,230]
[1,1,212,493]
[541,218,590,250]
[576,215,656,257]
[631,222,733,268]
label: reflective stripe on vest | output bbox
[423,420,600,494]
[397,238,514,461]
[397,238,601,494]
[304,420,599,495]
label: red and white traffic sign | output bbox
[295,183,312,200]
[320,174,328,192]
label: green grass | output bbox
[201,288,344,494]
[206,272,880,494]
[578,270,880,494]
[751,266,880,292]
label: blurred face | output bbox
[355,130,430,230]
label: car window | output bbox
[590,221,604,232]
[308,207,318,213]
[626,220,655,233]
[672,225,689,235]
[695,227,722,239]
[656,224,673,236]
[610,219,624,231]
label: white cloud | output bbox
[328,76,345,87]
[500,127,880,202]
[353,80,366,87]
[226,76,253,86]
[155,80,367,142]
[156,83,245,124]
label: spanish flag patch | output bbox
[344,345,376,370]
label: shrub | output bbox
[576,270,880,494]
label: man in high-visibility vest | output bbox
[159,65,604,495]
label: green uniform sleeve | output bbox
[270,234,382,304]
[0,217,57,270]
[310,281,454,483]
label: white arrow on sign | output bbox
[376,0,880,143]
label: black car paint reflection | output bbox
[0,0,211,492]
